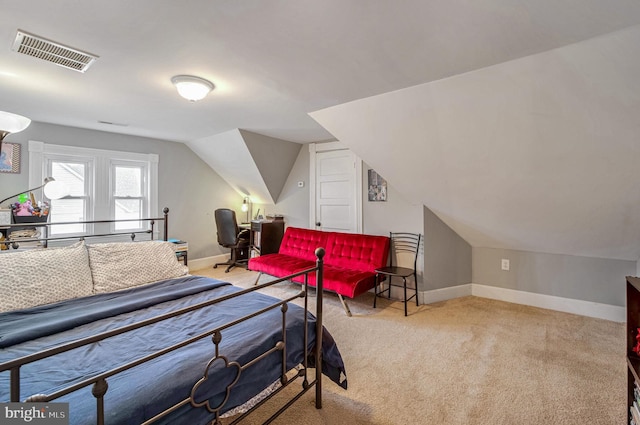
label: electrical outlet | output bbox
[501,259,510,271]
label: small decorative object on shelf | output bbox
[634,329,640,356]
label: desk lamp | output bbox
[241,197,251,223]
[0,177,66,207]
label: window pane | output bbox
[115,166,142,197]
[51,162,85,196]
[115,198,142,230]
[50,198,85,234]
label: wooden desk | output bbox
[249,219,284,256]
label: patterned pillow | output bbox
[0,241,94,313]
[88,241,188,293]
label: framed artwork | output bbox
[0,142,21,174]
[368,169,387,202]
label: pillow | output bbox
[87,241,188,293]
[0,241,94,313]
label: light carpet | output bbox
[192,266,626,425]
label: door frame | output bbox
[309,141,362,233]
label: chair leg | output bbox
[213,258,233,270]
[215,247,248,273]
[403,277,408,316]
[337,294,353,317]
[254,272,262,286]
[373,274,379,308]
[414,271,419,307]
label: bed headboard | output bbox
[0,207,170,250]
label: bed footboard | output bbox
[0,249,331,425]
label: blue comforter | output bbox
[0,275,347,425]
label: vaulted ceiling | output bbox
[2,1,640,260]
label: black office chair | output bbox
[373,232,421,316]
[213,208,250,273]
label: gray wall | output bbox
[0,122,239,260]
[9,125,630,309]
[269,146,310,228]
[423,206,472,291]
[361,165,423,237]
[473,247,635,306]
[242,130,302,203]
[276,152,472,293]
[244,146,637,308]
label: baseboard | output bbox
[419,283,625,323]
[187,254,227,273]
[188,261,625,322]
[417,284,472,304]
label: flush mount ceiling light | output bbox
[171,75,214,102]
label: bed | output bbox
[0,211,347,425]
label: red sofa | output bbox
[248,227,390,316]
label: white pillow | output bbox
[0,241,94,313]
[87,241,188,293]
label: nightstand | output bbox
[169,239,188,266]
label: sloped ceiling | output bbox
[2,1,640,143]
[3,1,640,261]
[311,25,640,261]
[187,129,301,204]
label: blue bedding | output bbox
[0,275,347,425]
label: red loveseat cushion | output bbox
[324,232,389,273]
[248,253,314,277]
[277,227,330,261]
[292,266,378,298]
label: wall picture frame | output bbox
[368,169,387,202]
[0,142,21,174]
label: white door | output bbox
[309,143,361,233]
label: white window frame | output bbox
[110,159,149,231]
[29,140,159,238]
[45,154,94,235]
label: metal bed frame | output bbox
[0,209,327,425]
[1,207,171,249]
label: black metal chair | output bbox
[373,232,421,316]
[213,208,250,273]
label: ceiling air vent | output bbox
[12,30,98,73]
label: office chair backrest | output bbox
[389,232,421,269]
[214,208,240,247]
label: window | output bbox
[48,159,91,235]
[29,141,158,237]
[111,162,147,231]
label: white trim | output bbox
[28,140,159,237]
[28,140,44,188]
[312,141,348,152]
[354,158,363,233]
[470,283,625,322]
[308,143,317,229]
[416,283,625,322]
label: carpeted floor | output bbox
[192,266,626,425]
